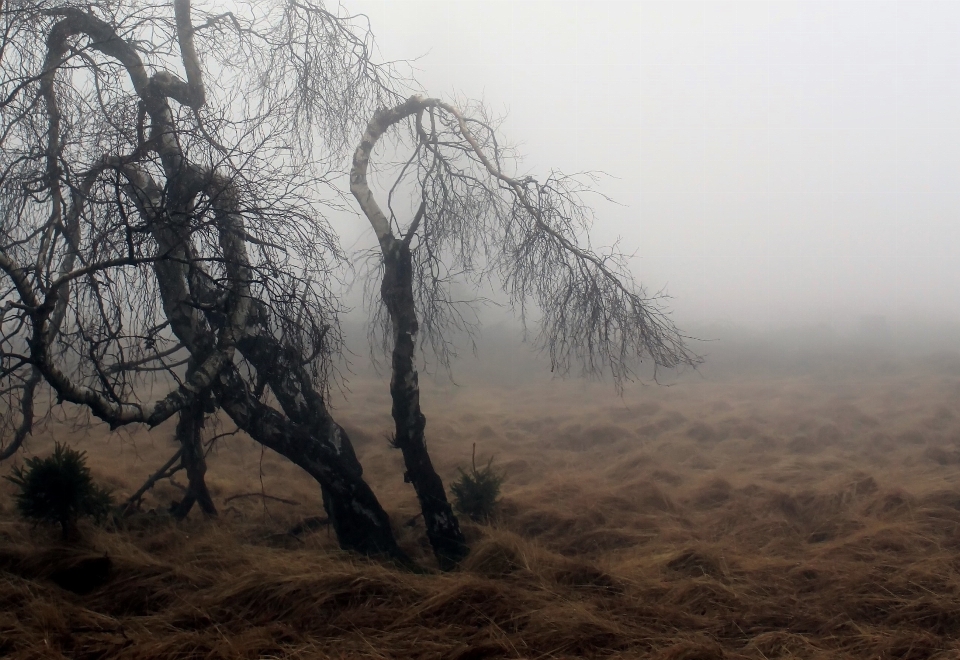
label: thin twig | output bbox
[223,492,301,506]
[122,449,183,515]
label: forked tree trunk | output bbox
[152,212,401,557]
[158,307,402,557]
[213,363,406,560]
[381,239,467,569]
[350,96,469,568]
[170,390,217,520]
[235,327,362,522]
[21,6,404,561]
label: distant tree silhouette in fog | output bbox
[0,0,697,568]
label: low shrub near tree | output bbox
[451,444,504,522]
[5,443,113,541]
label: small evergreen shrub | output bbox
[451,444,504,522]
[4,442,113,540]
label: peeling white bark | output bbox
[350,95,426,249]
[329,425,343,453]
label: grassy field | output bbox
[3,342,960,658]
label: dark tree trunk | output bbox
[148,172,401,559]
[213,363,406,560]
[235,311,365,482]
[170,392,216,520]
[381,239,467,569]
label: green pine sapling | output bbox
[5,443,113,541]
[451,444,504,522]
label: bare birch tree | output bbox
[0,0,407,560]
[350,97,700,565]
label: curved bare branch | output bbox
[352,95,700,385]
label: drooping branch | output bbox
[350,95,428,248]
[106,343,185,374]
[353,95,699,385]
[351,95,468,568]
[42,7,200,111]
[428,100,700,378]
[0,0,416,561]
[0,5,226,435]
[0,239,231,429]
[173,0,206,109]
[0,368,40,461]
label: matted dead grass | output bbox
[4,350,960,658]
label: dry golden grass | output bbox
[4,348,960,658]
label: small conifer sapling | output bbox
[4,443,113,541]
[451,444,504,522]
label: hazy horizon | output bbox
[338,1,960,341]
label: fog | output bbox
[10,6,960,651]
[345,1,960,340]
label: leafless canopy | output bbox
[0,0,398,454]
[352,96,701,386]
[0,0,698,561]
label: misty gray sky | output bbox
[347,1,960,332]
